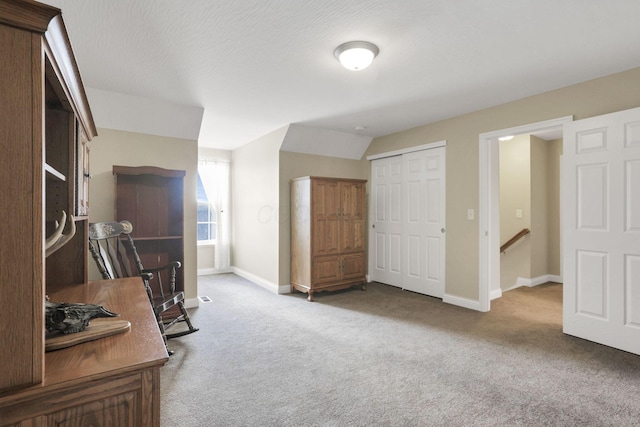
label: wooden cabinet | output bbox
[0,278,169,427]
[290,177,368,301]
[113,166,186,295]
[0,0,96,393]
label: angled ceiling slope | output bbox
[87,88,204,141]
[281,124,372,160]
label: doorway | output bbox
[478,116,572,311]
[497,133,563,297]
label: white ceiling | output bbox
[43,0,640,150]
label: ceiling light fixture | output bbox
[334,41,379,71]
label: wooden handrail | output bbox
[500,228,530,253]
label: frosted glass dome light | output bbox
[334,41,379,71]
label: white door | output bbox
[369,147,446,298]
[369,156,403,285]
[402,148,446,298]
[562,107,640,355]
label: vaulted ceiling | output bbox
[43,0,640,150]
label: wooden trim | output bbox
[43,15,97,139]
[113,165,187,178]
[31,30,45,387]
[0,0,59,33]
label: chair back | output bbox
[88,221,197,350]
[88,221,143,280]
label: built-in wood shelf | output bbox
[45,163,66,181]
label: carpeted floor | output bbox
[160,274,640,426]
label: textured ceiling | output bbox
[43,0,640,150]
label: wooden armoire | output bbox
[0,2,168,425]
[290,177,368,301]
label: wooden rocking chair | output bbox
[88,220,198,353]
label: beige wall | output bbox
[499,135,531,289]
[231,127,286,287]
[88,128,199,304]
[278,151,369,286]
[365,66,640,302]
[530,135,550,279]
[230,131,369,289]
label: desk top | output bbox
[0,277,169,402]
[45,277,169,385]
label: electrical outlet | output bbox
[516,209,523,219]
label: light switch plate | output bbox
[516,209,523,219]
[467,209,474,220]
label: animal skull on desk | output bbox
[45,300,119,335]
[45,210,76,257]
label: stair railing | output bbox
[500,228,530,253]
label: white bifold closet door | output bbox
[369,146,446,298]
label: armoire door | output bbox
[312,179,341,257]
[340,180,366,253]
[369,146,446,298]
[562,106,640,355]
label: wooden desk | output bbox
[0,277,169,427]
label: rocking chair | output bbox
[88,220,198,352]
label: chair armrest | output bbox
[142,261,182,295]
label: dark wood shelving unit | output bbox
[113,165,186,294]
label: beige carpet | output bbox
[161,274,640,426]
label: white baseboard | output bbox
[443,293,481,311]
[198,267,233,276]
[502,274,563,293]
[490,288,503,300]
[184,297,199,309]
[516,274,563,288]
[231,267,291,294]
[502,282,521,292]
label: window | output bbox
[197,159,230,270]
[197,173,216,243]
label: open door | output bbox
[562,107,640,355]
